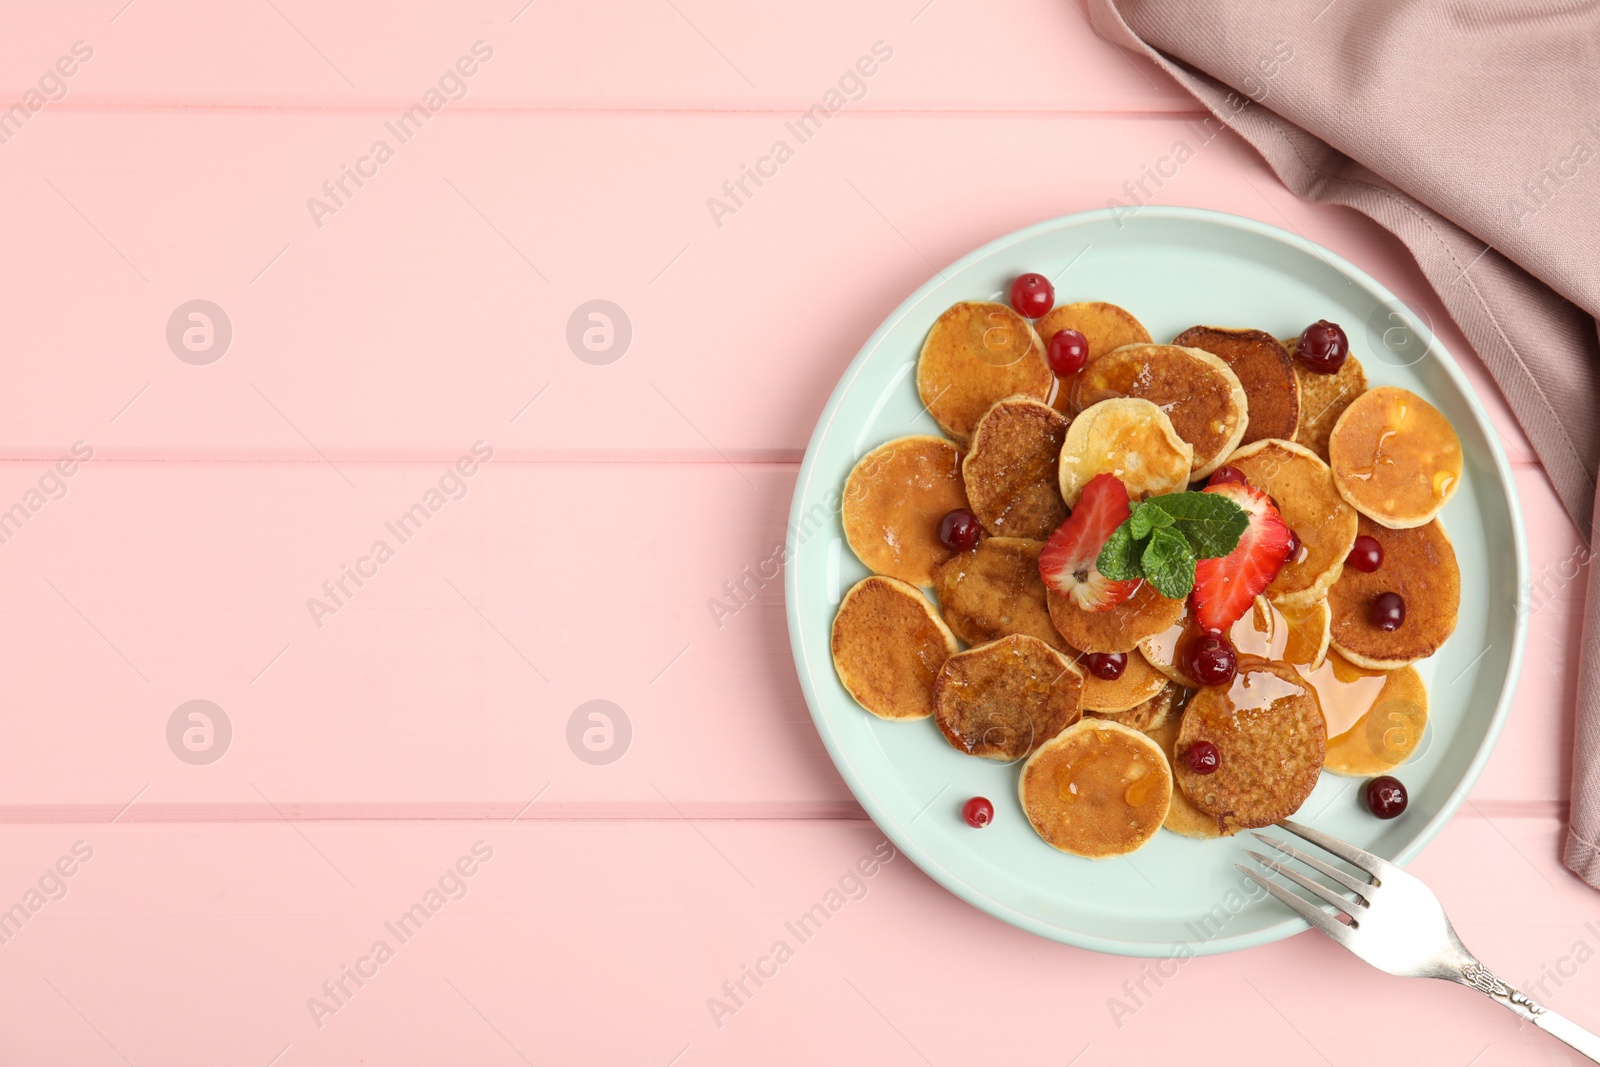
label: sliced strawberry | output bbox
[1038,473,1142,612]
[1191,483,1291,632]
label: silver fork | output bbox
[1239,818,1600,1062]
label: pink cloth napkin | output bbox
[1084,0,1600,887]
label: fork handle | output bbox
[1458,961,1600,1062]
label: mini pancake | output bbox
[933,634,1083,760]
[1057,397,1193,507]
[1047,580,1186,655]
[1172,326,1300,445]
[1174,657,1326,832]
[842,435,968,586]
[917,301,1053,445]
[1287,341,1366,460]
[1269,599,1332,672]
[934,537,1065,650]
[1145,713,1232,839]
[1226,439,1358,609]
[1321,662,1429,777]
[1019,718,1171,857]
[1139,596,1275,688]
[1070,343,1248,479]
[1328,516,1459,669]
[962,396,1070,539]
[1329,386,1463,528]
[832,576,959,721]
[1089,679,1181,731]
[1080,648,1170,712]
[1034,301,1153,414]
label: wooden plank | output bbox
[0,816,1592,1065]
[0,458,1575,813]
[0,111,1534,460]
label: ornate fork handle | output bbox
[1456,961,1600,1062]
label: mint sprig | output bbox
[1096,492,1248,599]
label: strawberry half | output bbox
[1038,473,1142,612]
[1191,483,1291,632]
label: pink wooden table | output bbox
[0,2,1591,1063]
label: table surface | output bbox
[0,2,1593,1064]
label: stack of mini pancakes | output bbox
[831,298,1463,858]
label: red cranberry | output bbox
[1370,592,1406,631]
[1008,273,1054,318]
[1185,633,1237,687]
[1283,528,1302,563]
[1208,466,1247,487]
[1085,652,1127,680]
[1046,328,1089,377]
[939,509,982,551]
[962,796,994,828]
[1365,776,1407,819]
[1295,320,1349,374]
[1183,740,1220,775]
[1346,535,1384,572]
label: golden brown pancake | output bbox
[1035,301,1154,414]
[831,576,959,721]
[1174,657,1326,832]
[842,435,968,586]
[1328,516,1459,669]
[1287,341,1366,461]
[1047,581,1186,655]
[1320,661,1428,776]
[934,537,1064,650]
[1329,386,1464,528]
[933,634,1083,760]
[917,302,1052,444]
[1139,596,1275,688]
[1089,680,1180,731]
[1226,439,1358,609]
[962,396,1069,539]
[1173,326,1300,445]
[1057,398,1193,507]
[1080,648,1170,712]
[1019,718,1171,857]
[1269,599,1332,672]
[1145,712,1232,839]
[1070,343,1248,478]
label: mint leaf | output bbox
[1141,492,1248,559]
[1126,503,1173,541]
[1096,521,1144,581]
[1141,525,1197,599]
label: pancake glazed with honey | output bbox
[833,277,1467,861]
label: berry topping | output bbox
[963,796,995,828]
[1365,776,1407,819]
[1085,652,1127,680]
[1038,473,1142,613]
[1183,739,1220,775]
[1008,273,1054,318]
[1284,528,1302,564]
[939,509,982,552]
[1189,484,1291,633]
[1346,535,1384,572]
[1370,592,1406,631]
[1046,328,1089,377]
[1295,319,1349,374]
[1207,466,1247,487]
[1185,632,1237,687]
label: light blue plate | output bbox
[784,207,1527,957]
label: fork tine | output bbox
[1236,865,1356,946]
[1243,850,1365,915]
[1277,818,1395,878]
[1252,833,1374,897]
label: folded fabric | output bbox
[1084,0,1600,888]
